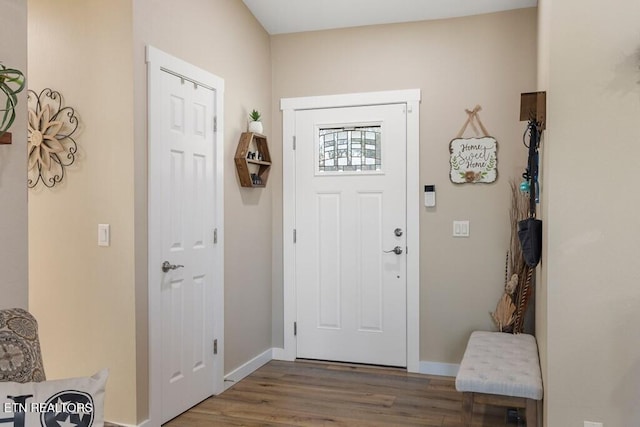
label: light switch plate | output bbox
[453,220,470,237]
[98,224,110,247]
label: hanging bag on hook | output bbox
[518,120,542,268]
[518,217,542,267]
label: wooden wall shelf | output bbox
[234,132,271,188]
[0,132,12,145]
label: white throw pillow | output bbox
[0,369,108,427]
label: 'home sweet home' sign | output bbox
[449,105,498,184]
[449,136,497,183]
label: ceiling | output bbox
[242,0,537,35]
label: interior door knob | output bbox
[162,261,184,273]
[383,246,403,255]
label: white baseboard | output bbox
[238,348,459,379]
[122,350,275,426]
[419,361,459,377]
[248,349,459,378]
[120,355,456,427]
[105,420,149,427]
[224,348,273,390]
[271,347,288,360]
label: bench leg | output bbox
[537,400,543,427]
[461,392,473,427]
[525,399,537,427]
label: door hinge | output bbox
[294,322,297,336]
[293,229,297,243]
[213,339,218,355]
[213,116,217,132]
[214,228,218,244]
[293,135,296,150]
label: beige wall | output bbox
[535,0,550,424]
[271,8,538,363]
[28,0,137,424]
[132,0,272,420]
[539,0,640,425]
[0,0,28,310]
[28,0,272,424]
[19,2,640,425]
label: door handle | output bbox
[383,246,403,255]
[162,261,184,273]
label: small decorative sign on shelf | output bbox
[449,105,498,184]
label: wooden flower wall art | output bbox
[27,89,79,188]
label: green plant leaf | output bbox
[451,156,460,170]
[249,109,261,121]
[0,64,25,137]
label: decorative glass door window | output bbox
[318,126,381,173]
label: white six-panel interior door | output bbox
[147,46,225,426]
[159,69,216,421]
[295,104,408,367]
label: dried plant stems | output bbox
[514,265,534,332]
[504,252,509,289]
[491,293,516,332]
[509,179,535,333]
[491,180,532,333]
[509,180,529,279]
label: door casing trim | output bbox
[146,45,225,426]
[279,89,421,371]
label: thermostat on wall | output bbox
[424,185,435,207]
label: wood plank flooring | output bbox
[164,360,523,426]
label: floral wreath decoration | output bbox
[27,88,79,188]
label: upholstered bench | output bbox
[455,331,543,427]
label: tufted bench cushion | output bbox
[456,331,543,400]
[455,331,543,427]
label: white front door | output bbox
[295,104,407,367]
